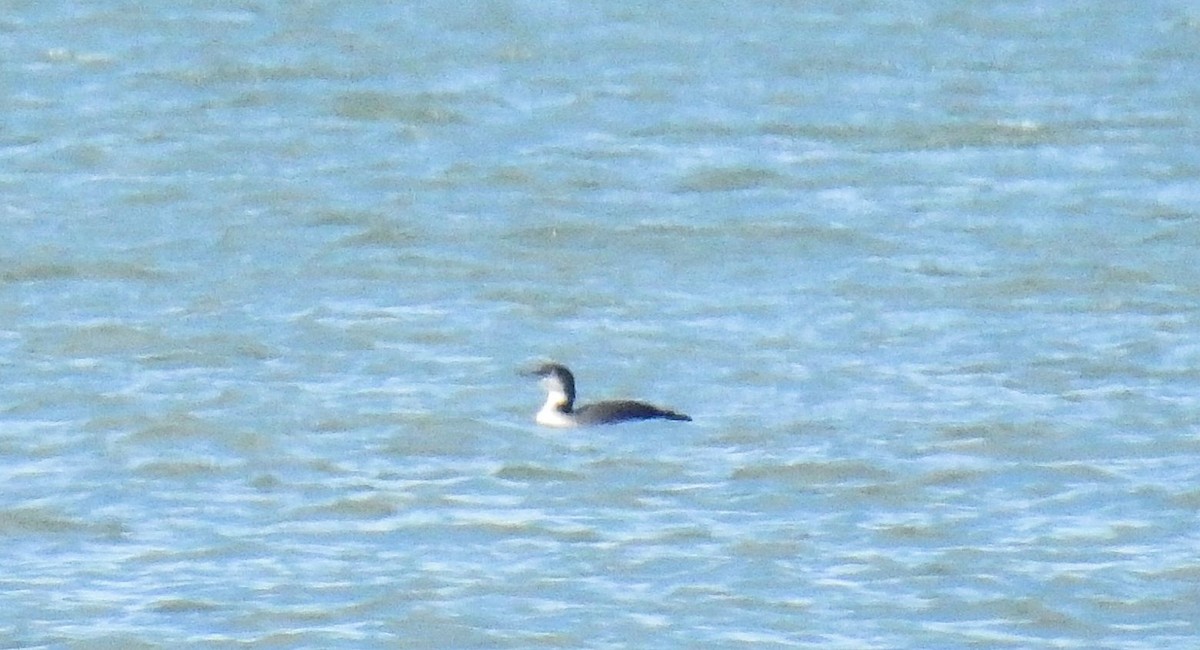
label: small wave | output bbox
[0,506,124,538]
[493,463,584,483]
[332,90,467,125]
[0,260,166,284]
[674,165,789,192]
[150,598,222,613]
[290,494,401,520]
[732,459,895,484]
[133,459,228,478]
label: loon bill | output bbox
[525,362,692,427]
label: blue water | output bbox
[4,2,1200,648]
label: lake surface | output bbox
[3,2,1200,648]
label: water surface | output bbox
[3,2,1200,648]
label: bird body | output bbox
[527,363,691,427]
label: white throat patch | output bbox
[536,389,576,428]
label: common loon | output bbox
[526,363,691,427]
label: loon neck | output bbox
[536,390,577,427]
[542,388,572,413]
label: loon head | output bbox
[527,362,577,411]
[525,362,580,426]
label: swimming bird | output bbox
[525,362,691,427]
